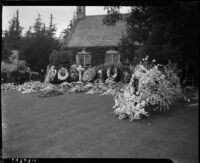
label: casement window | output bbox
[105,50,120,64]
[76,49,91,68]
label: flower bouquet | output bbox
[38,89,64,97]
[57,82,72,92]
[17,81,42,93]
[1,83,16,91]
[83,67,96,82]
[69,67,79,82]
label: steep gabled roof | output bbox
[67,15,126,48]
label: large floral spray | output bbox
[113,56,183,121]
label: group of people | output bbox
[1,68,46,85]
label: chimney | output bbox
[76,6,85,20]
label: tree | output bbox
[33,14,43,36]
[25,26,32,38]
[103,3,199,84]
[60,16,75,48]
[2,10,23,61]
[21,13,60,71]
[47,14,57,37]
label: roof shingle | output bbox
[67,15,126,47]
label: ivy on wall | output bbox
[65,46,119,66]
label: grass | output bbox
[1,90,198,162]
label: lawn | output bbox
[1,90,198,162]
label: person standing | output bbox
[24,68,30,82]
[40,69,45,82]
[1,69,7,84]
[27,68,31,81]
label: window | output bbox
[76,54,91,68]
[105,53,120,64]
[85,54,91,68]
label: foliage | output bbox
[49,50,73,66]
[104,3,199,85]
[1,61,17,72]
[2,10,23,60]
[60,17,74,48]
[113,56,183,121]
[121,66,132,83]
[47,14,57,37]
[102,6,122,26]
[3,12,61,72]
[65,46,119,67]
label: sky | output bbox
[3,6,130,38]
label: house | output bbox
[65,6,127,68]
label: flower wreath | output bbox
[107,66,118,80]
[58,67,69,81]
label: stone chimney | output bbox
[76,6,85,20]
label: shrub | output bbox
[1,61,17,72]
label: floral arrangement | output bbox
[57,82,72,92]
[113,56,183,121]
[1,83,16,91]
[3,58,192,122]
[105,77,116,86]
[17,81,42,93]
[69,67,79,81]
[107,66,118,80]
[86,82,106,95]
[57,67,69,81]
[44,66,57,83]
[121,67,132,84]
[39,83,55,92]
[38,89,64,97]
[38,82,64,97]
[68,82,94,93]
[83,67,97,82]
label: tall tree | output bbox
[22,13,60,71]
[25,26,32,38]
[62,19,73,38]
[33,14,43,36]
[2,10,23,61]
[47,14,57,37]
[103,3,199,84]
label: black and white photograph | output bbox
[1,3,199,163]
